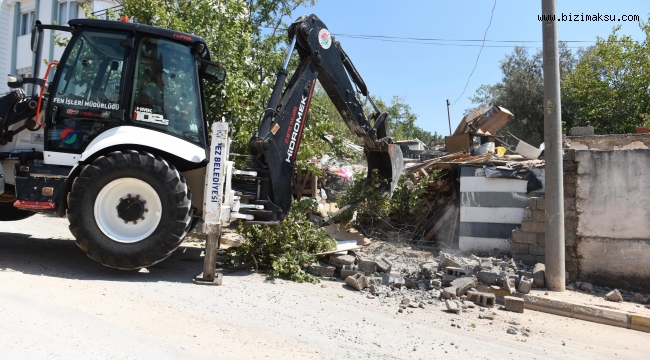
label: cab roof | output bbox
[68,19,211,60]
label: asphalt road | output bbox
[1,214,648,359]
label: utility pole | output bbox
[541,0,565,291]
[446,99,452,135]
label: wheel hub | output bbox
[116,195,146,223]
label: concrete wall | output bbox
[512,149,650,291]
[574,149,650,291]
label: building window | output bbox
[58,1,68,25]
[21,11,35,36]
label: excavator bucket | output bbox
[365,143,404,195]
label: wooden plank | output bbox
[424,203,456,240]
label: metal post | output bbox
[446,99,452,135]
[541,0,565,291]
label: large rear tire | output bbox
[0,192,36,221]
[67,150,192,269]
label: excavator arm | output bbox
[246,14,403,223]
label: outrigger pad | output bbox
[364,143,404,195]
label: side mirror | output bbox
[7,74,24,88]
[31,23,41,53]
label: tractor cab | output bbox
[9,19,225,169]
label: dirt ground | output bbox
[1,214,649,359]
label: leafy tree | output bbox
[563,20,650,134]
[470,43,576,145]
[121,0,315,157]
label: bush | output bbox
[224,199,336,283]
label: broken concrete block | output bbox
[345,273,368,291]
[442,286,457,299]
[579,282,594,292]
[477,271,499,285]
[445,299,461,313]
[450,276,478,296]
[420,262,439,279]
[404,278,418,288]
[446,267,473,277]
[499,277,516,295]
[440,253,463,269]
[307,263,322,276]
[357,257,377,273]
[463,300,475,308]
[340,265,362,279]
[381,273,404,287]
[605,289,624,302]
[375,258,392,273]
[532,263,546,287]
[467,290,480,303]
[321,264,335,277]
[518,276,533,294]
[504,296,525,313]
[516,270,533,279]
[441,274,457,286]
[479,259,493,270]
[330,254,355,268]
[366,276,382,287]
[430,279,442,289]
[477,284,512,298]
[481,293,496,307]
[634,293,650,304]
[408,301,419,308]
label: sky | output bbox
[289,0,648,138]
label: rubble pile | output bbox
[313,243,551,315]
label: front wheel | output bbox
[67,150,192,269]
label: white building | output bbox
[0,0,120,95]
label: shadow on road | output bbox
[0,231,250,284]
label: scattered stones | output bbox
[518,276,533,294]
[420,262,439,279]
[507,327,518,335]
[345,273,368,291]
[634,293,650,304]
[504,296,525,313]
[321,264,335,277]
[478,312,496,320]
[366,294,375,299]
[430,279,442,289]
[532,263,546,287]
[381,273,404,287]
[445,299,461,313]
[508,319,521,325]
[579,282,594,292]
[408,301,419,308]
[605,289,624,302]
[462,300,475,308]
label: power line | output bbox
[452,0,497,105]
[333,33,637,44]
[333,35,584,48]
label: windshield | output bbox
[130,37,204,146]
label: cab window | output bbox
[48,30,127,151]
[130,37,204,146]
